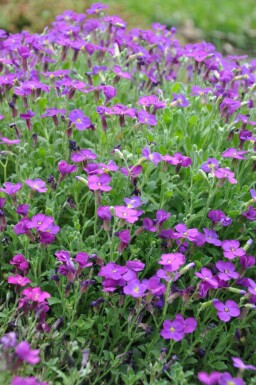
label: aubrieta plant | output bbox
[0,3,256,384]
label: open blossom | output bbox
[10,254,29,274]
[15,341,40,364]
[11,377,49,385]
[174,223,199,242]
[212,299,240,322]
[137,110,157,126]
[158,253,185,272]
[222,148,247,160]
[216,261,239,281]
[0,182,22,195]
[203,228,221,246]
[25,178,47,193]
[69,109,94,130]
[88,174,112,191]
[8,274,31,286]
[195,268,218,289]
[71,149,97,163]
[58,160,77,175]
[201,158,219,173]
[160,314,197,340]
[142,146,162,165]
[114,206,142,224]
[218,372,245,385]
[221,240,245,259]
[232,357,256,371]
[214,167,237,184]
[123,278,148,298]
[197,372,221,385]
[20,287,51,303]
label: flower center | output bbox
[224,307,229,312]
[134,286,139,293]
[170,327,175,332]
[76,118,82,123]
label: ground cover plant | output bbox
[0,3,256,384]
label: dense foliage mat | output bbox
[0,3,256,385]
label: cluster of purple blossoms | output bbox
[54,250,93,283]
[161,314,197,340]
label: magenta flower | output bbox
[160,318,185,341]
[25,178,47,193]
[114,206,142,224]
[74,252,93,268]
[218,372,245,385]
[0,182,22,195]
[112,65,132,80]
[88,174,112,191]
[15,341,40,364]
[197,372,221,385]
[142,146,162,165]
[58,160,77,178]
[242,206,256,221]
[124,196,144,209]
[71,149,97,163]
[191,86,213,96]
[8,275,31,286]
[1,332,17,349]
[201,158,219,173]
[97,206,112,221]
[20,287,51,303]
[247,278,256,295]
[214,167,237,184]
[195,268,218,289]
[137,110,157,126]
[216,261,239,281]
[212,299,240,322]
[69,109,93,130]
[11,377,49,385]
[98,263,127,280]
[16,204,30,217]
[123,279,148,298]
[116,229,131,252]
[232,357,256,371]
[203,228,221,246]
[222,148,247,160]
[41,108,66,126]
[87,3,108,14]
[221,240,245,259]
[10,254,29,274]
[171,94,190,107]
[174,223,199,242]
[158,253,185,272]
[0,137,21,145]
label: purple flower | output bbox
[16,204,30,217]
[218,372,245,385]
[74,252,93,269]
[0,137,21,145]
[221,240,245,259]
[86,2,108,14]
[142,146,162,165]
[20,287,51,303]
[242,206,256,221]
[197,372,221,385]
[88,174,112,192]
[123,279,148,298]
[147,276,166,295]
[191,86,213,96]
[116,229,131,252]
[232,357,256,371]
[247,278,256,296]
[99,263,127,280]
[71,149,97,163]
[11,377,49,385]
[137,110,157,126]
[171,94,190,107]
[69,109,93,130]
[250,189,256,201]
[25,179,47,193]
[201,158,219,173]
[174,223,199,242]
[203,228,221,246]
[0,182,22,195]
[114,206,142,224]
[112,65,132,80]
[212,299,240,322]
[158,253,185,272]
[15,341,40,364]
[220,98,241,116]
[160,318,185,341]
[10,254,29,274]
[8,275,31,286]
[214,168,237,184]
[1,332,17,349]
[216,261,239,281]
[97,206,112,221]
[222,148,247,160]
[195,268,218,289]
[124,196,144,209]
[58,160,77,175]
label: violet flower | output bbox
[212,299,240,322]
[15,341,40,364]
[25,178,47,193]
[221,240,245,259]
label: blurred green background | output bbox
[0,0,256,54]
